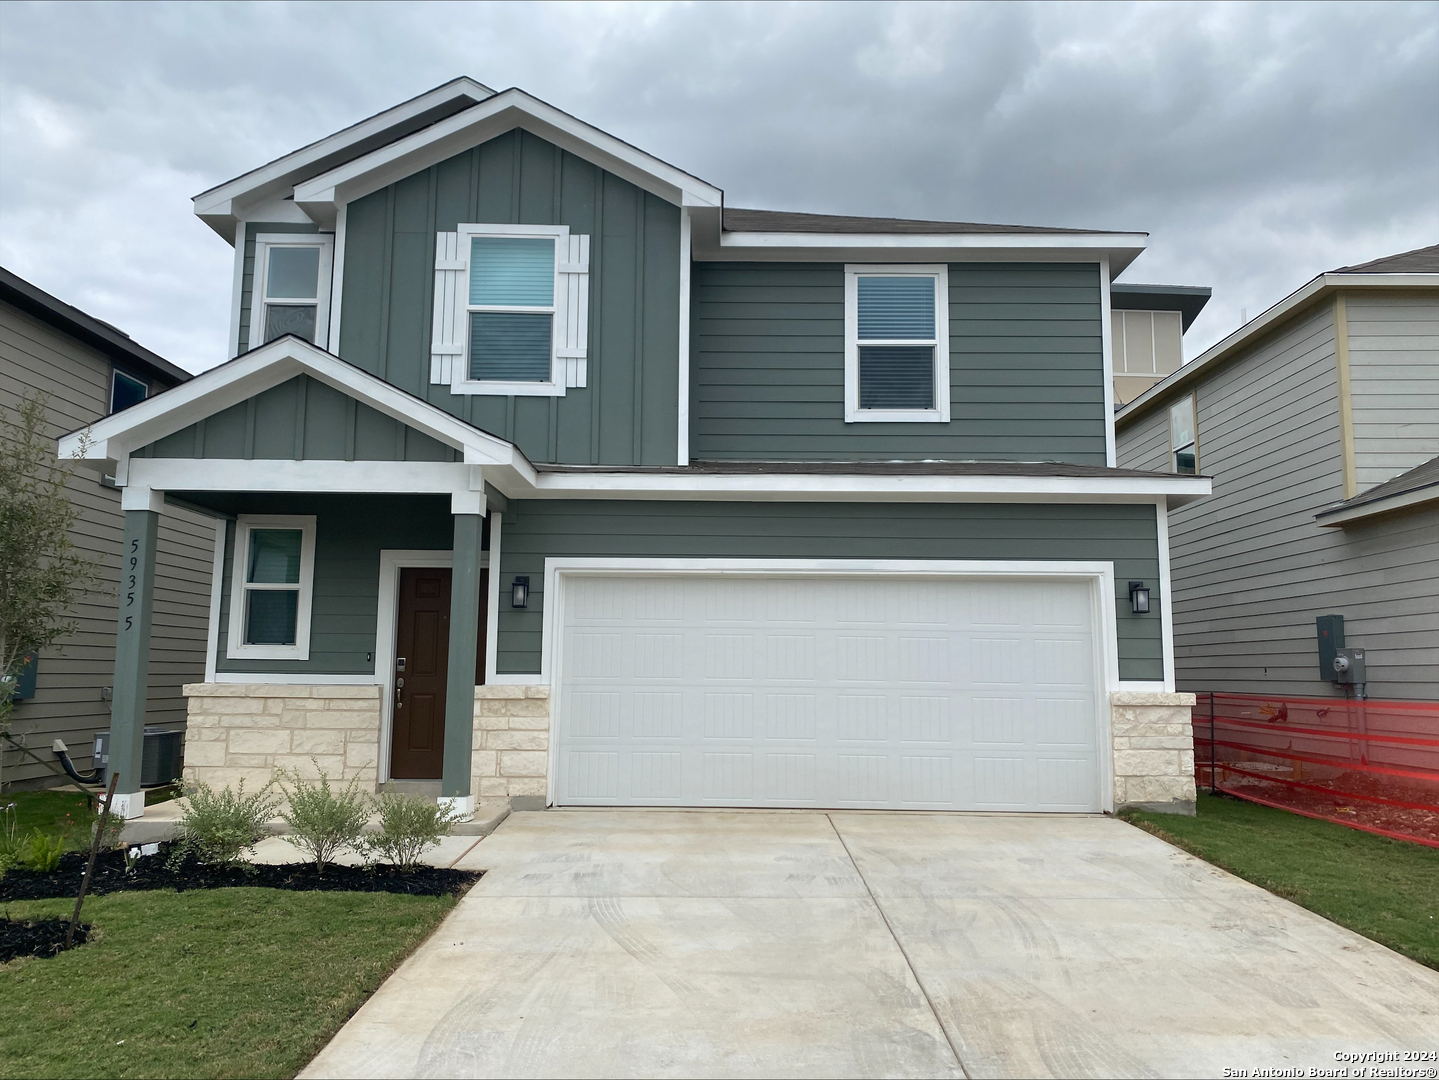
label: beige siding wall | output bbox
[1346,292,1439,491]
[0,301,216,786]
[1117,302,1439,701]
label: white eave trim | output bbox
[292,89,723,225]
[718,231,1147,251]
[56,335,527,476]
[519,470,1212,505]
[1316,483,1439,526]
[1118,272,1439,427]
[192,77,497,236]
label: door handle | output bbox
[395,677,404,709]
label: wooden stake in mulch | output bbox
[67,771,118,950]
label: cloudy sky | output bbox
[2,0,1436,373]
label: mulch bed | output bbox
[1,916,89,963]
[0,843,480,902]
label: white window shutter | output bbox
[430,232,466,386]
[555,234,591,388]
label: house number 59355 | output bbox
[123,538,139,632]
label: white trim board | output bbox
[677,208,692,465]
[1100,255,1116,468]
[204,519,226,683]
[539,556,1121,812]
[209,672,381,685]
[1155,499,1176,693]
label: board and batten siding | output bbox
[1117,301,1439,701]
[136,376,455,462]
[1345,292,1439,491]
[235,222,322,357]
[210,494,462,676]
[690,262,1108,463]
[0,301,216,785]
[494,500,1162,681]
[338,128,680,467]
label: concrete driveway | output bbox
[302,811,1439,1079]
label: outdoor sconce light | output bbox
[511,576,530,609]
[1129,581,1151,615]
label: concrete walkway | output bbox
[302,811,1439,1079]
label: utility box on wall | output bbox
[1316,614,1345,681]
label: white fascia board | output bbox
[709,231,1147,273]
[128,457,471,495]
[1316,484,1439,526]
[57,337,527,476]
[193,78,497,237]
[1117,272,1439,427]
[512,470,1212,504]
[293,90,723,224]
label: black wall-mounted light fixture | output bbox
[1128,581,1151,615]
[511,576,530,609]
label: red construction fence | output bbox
[1191,692,1439,847]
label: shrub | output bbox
[173,778,279,867]
[92,808,125,851]
[277,764,369,874]
[365,787,460,870]
[19,829,64,872]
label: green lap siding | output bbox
[209,494,459,676]
[496,501,1162,680]
[338,128,680,467]
[690,262,1107,463]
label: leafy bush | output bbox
[19,829,65,872]
[92,808,125,851]
[365,787,460,870]
[173,778,279,867]
[277,764,369,874]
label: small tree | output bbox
[0,392,101,747]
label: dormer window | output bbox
[430,224,591,396]
[248,234,334,352]
[844,265,950,423]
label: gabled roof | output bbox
[289,88,723,230]
[1316,455,1439,527]
[1116,246,1439,427]
[193,78,497,238]
[0,265,192,386]
[57,334,526,475]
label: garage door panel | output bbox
[557,574,1103,812]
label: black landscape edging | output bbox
[0,843,481,901]
[1,916,90,963]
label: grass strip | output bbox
[1122,792,1439,970]
[0,887,455,1079]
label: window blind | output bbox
[470,237,555,306]
[245,591,298,645]
[857,276,935,340]
[470,311,553,381]
[859,345,935,409]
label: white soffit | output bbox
[192,78,497,239]
[57,336,524,474]
[292,89,724,227]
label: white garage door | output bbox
[553,574,1104,812]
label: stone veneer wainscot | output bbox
[1110,690,1198,814]
[472,684,551,810]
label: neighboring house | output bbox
[0,267,216,789]
[60,79,1212,821]
[1116,245,1439,702]
[1109,282,1211,406]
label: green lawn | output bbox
[6,789,94,847]
[0,887,457,1079]
[1123,793,1439,970]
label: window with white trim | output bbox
[430,223,590,396]
[844,265,950,422]
[110,368,148,414]
[247,234,334,352]
[1169,394,1198,475]
[227,515,316,660]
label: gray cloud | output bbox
[2,0,1435,371]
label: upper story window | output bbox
[844,265,950,423]
[1113,309,1183,377]
[430,224,591,397]
[227,515,316,661]
[1169,394,1198,474]
[247,234,334,352]
[110,368,148,414]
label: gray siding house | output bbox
[61,79,1211,821]
[1,268,216,788]
[1116,246,1439,702]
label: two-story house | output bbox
[1117,245,1439,702]
[61,79,1211,822]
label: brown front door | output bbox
[390,567,489,780]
